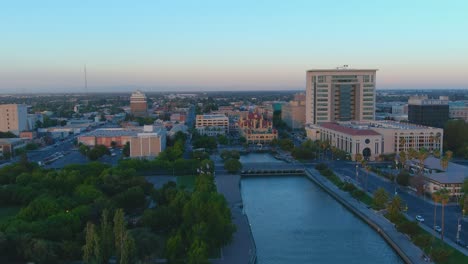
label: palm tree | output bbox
[417,148,429,173]
[439,189,450,241]
[433,149,441,158]
[432,191,441,232]
[399,137,406,152]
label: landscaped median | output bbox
[314,163,468,264]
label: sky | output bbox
[1,0,467,93]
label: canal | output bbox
[240,154,403,264]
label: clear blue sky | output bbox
[1,0,467,92]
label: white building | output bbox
[195,114,229,136]
[306,122,383,161]
[306,120,444,160]
[306,68,377,125]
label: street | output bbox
[330,160,468,245]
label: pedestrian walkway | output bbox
[306,168,433,264]
[213,173,256,264]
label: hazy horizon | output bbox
[1,1,467,92]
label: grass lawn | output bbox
[416,228,468,264]
[177,175,196,190]
[0,206,21,221]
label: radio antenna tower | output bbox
[84,65,88,95]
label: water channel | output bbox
[240,154,403,264]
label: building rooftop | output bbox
[197,114,228,119]
[307,69,378,72]
[408,157,468,184]
[81,128,139,137]
[366,120,441,130]
[0,138,24,144]
[320,122,381,136]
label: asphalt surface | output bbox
[330,160,468,247]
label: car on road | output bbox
[435,225,442,233]
[416,215,425,222]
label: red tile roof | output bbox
[320,122,381,136]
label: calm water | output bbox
[241,175,403,264]
[240,153,283,163]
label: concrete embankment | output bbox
[305,168,430,264]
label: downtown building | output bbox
[130,90,148,117]
[195,114,229,136]
[0,104,28,135]
[282,93,306,130]
[306,120,443,161]
[408,95,449,128]
[305,68,377,125]
[238,112,278,144]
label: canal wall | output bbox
[304,169,418,264]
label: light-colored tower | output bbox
[0,104,28,135]
[306,67,377,124]
[130,90,148,117]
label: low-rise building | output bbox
[306,120,443,160]
[449,101,468,122]
[306,122,383,161]
[78,128,137,147]
[195,114,229,136]
[0,138,26,157]
[407,157,468,199]
[238,113,278,144]
[130,127,166,158]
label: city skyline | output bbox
[1,0,468,92]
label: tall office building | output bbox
[408,95,449,128]
[282,93,306,129]
[305,68,377,124]
[0,104,28,135]
[130,90,148,117]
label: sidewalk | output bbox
[213,173,256,264]
[305,168,432,264]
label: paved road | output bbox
[330,160,468,249]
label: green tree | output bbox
[83,222,101,264]
[217,134,229,145]
[396,171,410,186]
[166,233,184,262]
[100,209,114,263]
[122,142,130,157]
[387,196,403,222]
[113,209,126,262]
[373,188,389,210]
[120,231,136,264]
[224,158,242,174]
[187,239,209,264]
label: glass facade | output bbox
[338,84,352,121]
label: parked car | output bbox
[435,226,442,233]
[416,215,425,222]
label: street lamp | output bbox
[394,159,399,196]
[355,163,359,184]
